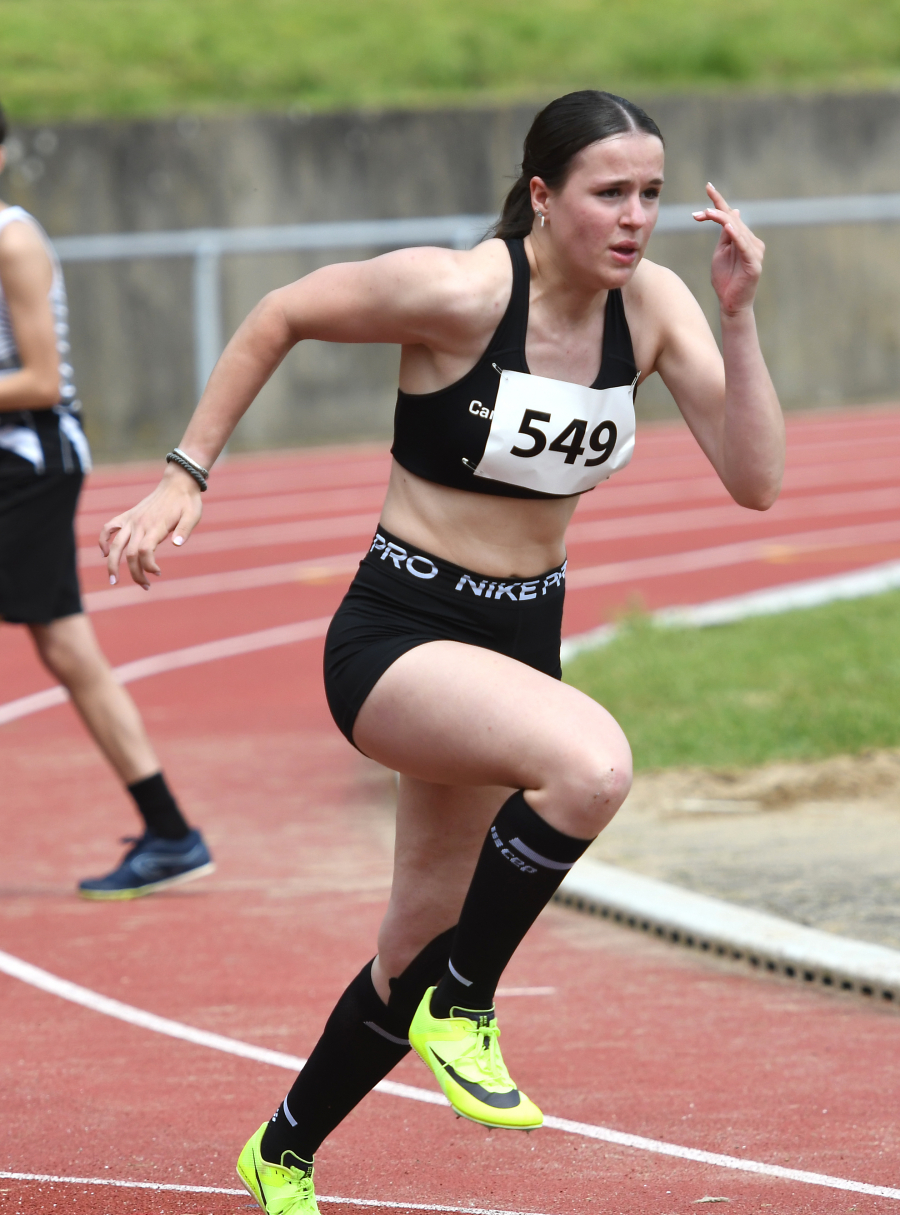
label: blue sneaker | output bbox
[78,829,214,900]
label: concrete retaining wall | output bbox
[4,93,900,460]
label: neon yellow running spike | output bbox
[236,1123,320,1215]
[409,987,543,1130]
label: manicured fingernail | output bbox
[692,211,705,218]
[173,536,184,546]
[142,584,150,592]
[109,575,116,585]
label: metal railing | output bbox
[51,193,900,403]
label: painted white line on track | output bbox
[76,485,387,536]
[2,948,898,1200]
[77,512,379,568]
[494,986,556,996]
[0,617,332,726]
[568,516,900,590]
[77,483,900,574]
[7,552,900,727]
[566,484,900,545]
[82,553,361,612]
[0,1172,548,1215]
[560,558,900,661]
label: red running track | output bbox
[1,407,899,1214]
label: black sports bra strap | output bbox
[482,239,530,365]
[594,286,637,389]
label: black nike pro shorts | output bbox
[323,526,566,748]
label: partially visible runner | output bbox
[0,102,213,900]
[102,92,784,1212]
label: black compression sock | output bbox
[127,772,190,841]
[430,790,593,1017]
[261,928,455,1164]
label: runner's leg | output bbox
[29,612,191,838]
[260,782,503,1164]
[356,641,631,1011]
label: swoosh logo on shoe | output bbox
[254,1158,267,1206]
[130,846,206,880]
[430,1049,522,1109]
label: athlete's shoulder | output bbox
[624,258,705,331]
[625,257,692,306]
[371,236,511,340]
[0,207,51,277]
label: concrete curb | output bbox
[556,858,900,1005]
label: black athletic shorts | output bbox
[323,526,566,747]
[0,471,84,624]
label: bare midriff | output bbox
[379,459,578,578]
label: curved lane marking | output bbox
[7,549,900,727]
[0,1171,544,1215]
[82,555,361,612]
[0,617,332,726]
[1,948,898,1200]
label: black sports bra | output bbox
[391,237,638,500]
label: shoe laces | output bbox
[455,1014,515,1093]
[118,834,148,859]
[277,1163,317,1214]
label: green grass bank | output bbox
[564,590,900,771]
[4,0,900,122]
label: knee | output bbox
[32,621,105,687]
[33,629,76,680]
[544,730,633,839]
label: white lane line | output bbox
[567,484,900,546]
[0,1172,547,1215]
[76,512,379,569]
[568,517,900,590]
[77,510,900,620]
[2,948,898,1200]
[75,471,898,544]
[560,558,900,662]
[76,486,387,537]
[6,537,900,726]
[538,1117,900,1198]
[76,483,900,573]
[0,617,332,726]
[77,455,900,543]
[6,524,900,728]
[494,986,556,996]
[83,554,361,612]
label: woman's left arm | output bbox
[646,183,785,510]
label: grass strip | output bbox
[3,0,900,122]
[564,589,900,771]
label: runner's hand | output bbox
[693,182,765,317]
[100,463,203,589]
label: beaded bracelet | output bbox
[165,449,209,492]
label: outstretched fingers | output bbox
[101,480,204,587]
[693,183,763,254]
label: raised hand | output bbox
[99,464,204,589]
[693,182,765,317]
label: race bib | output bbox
[473,369,637,496]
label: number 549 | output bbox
[510,410,618,466]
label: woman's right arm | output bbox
[101,245,490,588]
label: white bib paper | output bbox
[473,369,636,496]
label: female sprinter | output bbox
[102,91,784,1214]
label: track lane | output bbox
[3,406,900,1214]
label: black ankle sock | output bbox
[127,772,190,841]
[430,790,593,1017]
[261,928,455,1164]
